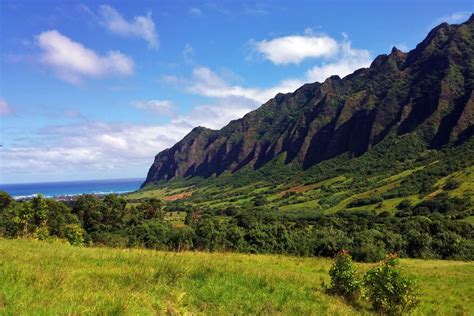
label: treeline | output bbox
[0,190,472,262]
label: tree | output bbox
[0,191,13,211]
[102,194,127,231]
[73,195,105,233]
[129,220,171,249]
[46,199,80,238]
[252,195,267,206]
[138,198,164,220]
[64,224,85,246]
[169,226,195,251]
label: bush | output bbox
[396,199,412,210]
[363,254,419,315]
[327,250,361,299]
[64,224,85,246]
[444,179,460,190]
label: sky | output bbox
[0,0,473,184]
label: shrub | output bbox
[396,199,412,210]
[363,254,419,315]
[64,224,85,246]
[444,179,460,190]
[327,250,361,300]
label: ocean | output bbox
[0,178,144,199]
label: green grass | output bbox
[1,238,473,315]
[125,188,167,200]
[125,186,193,200]
[461,215,474,225]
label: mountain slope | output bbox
[143,16,474,187]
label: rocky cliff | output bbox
[143,15,474,187]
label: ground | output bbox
[1,238,473,315]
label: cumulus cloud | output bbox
[306,39,371,83]
[99,5,159,48]
[187,39,370,104]
[37,30,134,84]
[255,34,339,65]
[188,67,304,104]
[132,100,175,116]
[0,98,14,116]
[437,11,470,24]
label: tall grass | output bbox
[0,238,473,315]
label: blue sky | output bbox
[0,0,473,184]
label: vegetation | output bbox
[1,138,473,262]
[327,250,361,300]
[1,185,473,262]
[363,254,419,315]
[1,14,473,315]
[1,238,473,315]
[327,251,419,315]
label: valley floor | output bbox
[0,238,473,315]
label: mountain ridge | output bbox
[143,16,474,187]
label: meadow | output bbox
[1,238,473,315]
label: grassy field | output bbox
[1,238,473,315]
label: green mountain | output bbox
[1,17,473,287]
[143,16,473,187]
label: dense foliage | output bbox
[0,187,472,262]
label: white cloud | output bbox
[172,96,258,129]
[1,122,186,182]
[0,98,14,116]
[255,34,339,65]
[132,100,175,116]
[37,30,134,83]
[306,40,371,83]
[1,98,259,182]
[188,40,370,104]
[437,11,470,24]
[4,27,373,183]
[189,7,202,16]
[99,5,159,49]
[188,67,304,104]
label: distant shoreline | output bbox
[1,178,143,201]
[12,191,134,201]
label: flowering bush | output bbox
[328,250,361,299]
[363,253,419,315]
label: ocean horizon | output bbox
[0,178,144,199]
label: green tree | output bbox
[0,191,13,211]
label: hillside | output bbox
[143,15,474,186]
[1,238,473,315]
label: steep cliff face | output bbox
[142,16,474,187]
